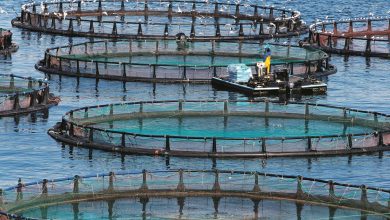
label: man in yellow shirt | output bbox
[263,47,271,74]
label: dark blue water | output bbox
[0,0,390,192]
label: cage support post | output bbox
[269,7,274,19]
[265,100,269,114]
[327,35,332,48]
[89,20,94,33]
[177,169,185,192]
[315,33,321,46]
[348,20,353,33]
[211,137,217,154]
[68,19,74,33]
[215,23,221,37]
[73,175,80,193]
[347,134,353,149]
[253,172,261,192]
[223,100,228,114]
[42,179,48,195]
[30,91,37,107]
[69,123,74,136]
[304,103,309,119]
[214,3,219,16]
[112,22,117,35]
[190,23,195,38]
[0,189,3,206]
[76,60,80,75]
[343,37,350,53]
[307,137,312,151]
[239,24,244,36]
[108,172,114,191]
[121,133,125,148]
[360,185,368,207]
[138,23,143,36]
[261,138,266,153]
[259,23,264,35]
[20,10,25,23]
[296,175,303,198]
[178,100,183,112]
[212,170,221,192]
[365,39,371,56]
[378,132,384,146]
[51,17,56,29]
[109,104,114,115]
[95,62,100,78]
[122,63,126,78]
[165,135,171,152]
[13,94,20,110]
[367,19,372,32]
[89,128,94,142]
[140,169,148,190]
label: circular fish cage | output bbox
[0,29,18,57]
[0,74,60,117]
[306,17,390,58]
[1,170,389,219]
[36,40,336,83]
[11,0,307,41]
[48,100,390,158]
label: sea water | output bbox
[0,0,389,216]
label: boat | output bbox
[211,62,327,96]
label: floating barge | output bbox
[212,64,327,96]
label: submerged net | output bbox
[1,170,389,220]
[50,100,390,157]
[13,0,307,40]
[308,17,390,57]
[40,40,333,82]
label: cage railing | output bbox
[48,100,390,157]
[307,17,390,57]
[1,169,389,219]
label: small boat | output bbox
[211,62,327,96]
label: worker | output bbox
[263,47,271,74]
[16,178,24,201]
